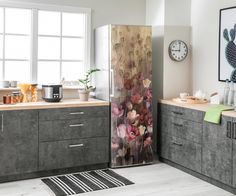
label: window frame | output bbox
[0,1,91,84]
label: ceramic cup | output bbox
[180,92,189,99]
[10,81,17,88]
[0,81,10,88]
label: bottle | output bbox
[223,79,230,105]
[228,81,234,105]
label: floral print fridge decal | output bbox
[110,25,153,167]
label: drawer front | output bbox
[39,137,109,170]
[161,114,202,143]
[160,134,201,173]
[160,104,204,123]
[39,106,109,121]
[39,117,109,142]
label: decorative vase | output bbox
[78,89,90,101]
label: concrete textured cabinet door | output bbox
[0,110,38,176]
[232,118,236,188]
[38,106,109,171]
[202,116,232,186]
[159,103,203,173]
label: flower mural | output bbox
[110,25,153,167]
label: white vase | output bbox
[78,89,90,101]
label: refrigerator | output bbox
[95,25,153,168]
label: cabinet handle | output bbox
[69,144,84,148]
[1,114,3,132]
[234,122,236,140]
[172,142,183,146]
[172,111,183,115]
[110,69,115,98]
[226,121,232,138]
[173,123,183,127]
[69,123,84,127]
[69,112,84,115]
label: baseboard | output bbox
[0,163,108,183]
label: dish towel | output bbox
[204,105,234,124]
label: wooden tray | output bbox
[173,97,208,104]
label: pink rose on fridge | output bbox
[131,94,143,104]
[117,124,127,139]
[127,125,140,142]
[112,103,124,117]
[127,110,139,122]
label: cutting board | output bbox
[173,97,208,104]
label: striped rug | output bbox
[42,169,134,196]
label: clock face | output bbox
[168,40,188,62]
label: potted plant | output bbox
[78,68,100,101]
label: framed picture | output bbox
[219,6,236,82]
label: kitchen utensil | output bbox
[42,84,63,102]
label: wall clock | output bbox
[168,40,188,62]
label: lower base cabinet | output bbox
[161,134,201,173]
[159,103,236,194]
[0,110,38,176]
[202,116,232,186]
[0,105,109,182]
[39,137,109,170]
[233,141,236,188]
[161,135,201,172]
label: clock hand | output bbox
[178,42,180,52]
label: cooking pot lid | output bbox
[42,84,62,87]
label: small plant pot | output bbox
[78,89,90,101]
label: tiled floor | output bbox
[0,163,233,196]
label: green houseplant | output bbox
[78,68,100,101]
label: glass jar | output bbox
[12,91,21,103]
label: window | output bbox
[0,3,91,85]
[0,7,31,82]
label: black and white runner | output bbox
[42,169,134,196]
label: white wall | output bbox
[163,26,191,98]
[146,0,192,100]
[146,0,165,26]
[165,0,191,26]
[191,0,236,98]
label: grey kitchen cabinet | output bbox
[39,106,108,121]
[0,110,38,176]
[202,116,232,186]
[38,106,109,171]
[160,133,201,172]
[39,117,109,142]
[159,103,203,173]
[39,137,109,170]
[0,104,109,183]
[159,102,236,194]
[232,118,236,188]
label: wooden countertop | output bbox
[159,99,236,118]
[0,98,109,111]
